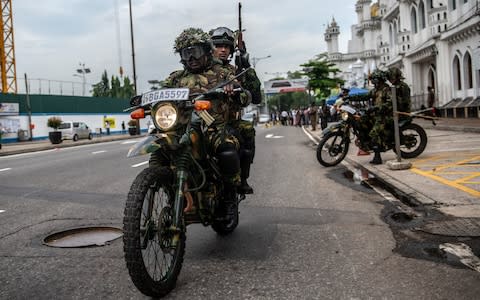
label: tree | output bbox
[300,53,344,99]
[92,70,110,97]
[91,70,135,99]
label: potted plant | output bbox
[47,116,63,144]
[128,119,138,136]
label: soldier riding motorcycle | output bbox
[122,28,252,298]
[316,101,428,167]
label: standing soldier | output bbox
[387,67,411,115]
[209,26,261,194]
[368,69,392,165]
[162,27,250,220]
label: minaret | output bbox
[324,17,340,54]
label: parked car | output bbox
[58,121,93,141]
[258,114,270,124]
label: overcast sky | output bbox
[14,0,357,95]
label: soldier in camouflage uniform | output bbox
[387,67,411,115]
[368,69,392,164]
[163,27,249,218]
[210,26,261,194]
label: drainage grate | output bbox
[43,226,123,248]
[418,218,480,237]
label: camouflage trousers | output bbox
[206,124,241,185]
[229,118,256,152]
[369,115,393,149]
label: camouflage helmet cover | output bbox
[174,27,212,53]
[369,69,388,83]
[388,67,404,80]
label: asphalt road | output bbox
[0,126,479,299]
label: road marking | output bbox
[121,140,138,144]
[0,168,12,172]
[302,126,319,145]
[91,150,107,154]
[265,133,284,139]
[440,242,480,273]
[132,161,148,168]
[0,210,5,213]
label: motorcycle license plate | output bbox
[141,88,190,106]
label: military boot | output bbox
[238,150,254,194]
[370,146,383,165]
[220,185,238,220]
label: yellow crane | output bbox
[0,0,17,94]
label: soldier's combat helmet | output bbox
[388,67,404,80]
[369,69,388,85]
[209,27,235,53]
[173,27,212,54]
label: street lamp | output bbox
[251,55,271,68]
[75,63,91,96]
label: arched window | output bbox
[450,0,457,10]
[419,1,426,29]
[453,55,461,90]
[411,7,418,34]
[427,0,433,8]
[464,52,473,88]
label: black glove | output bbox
[235,50,250,69]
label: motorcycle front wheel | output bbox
[316,131,350,167]
[123,167,185,298]
[397,123,428,159]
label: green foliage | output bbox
[91,70,135,99]
[47,116,62,130]
[300,53,344,98]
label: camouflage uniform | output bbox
[210,26,259,194]
[163,28,247,185]
[388,67,411,115]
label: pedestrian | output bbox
[105,120,110,135]
[427,86,436,117]
[309,101,319,131]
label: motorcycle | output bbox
[122,83,247,297]
[316,103,428,167]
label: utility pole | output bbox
[128,0,137,94]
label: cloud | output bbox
[13,0,357,94]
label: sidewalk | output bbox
[0,133,141,157]
[308,117,480,219]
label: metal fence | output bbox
[16,78,95,96]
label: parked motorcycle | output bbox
[316,103,428,167]
[122,84,247,297]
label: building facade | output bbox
[325,0,480,117]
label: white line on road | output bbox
[302,126,319,145]
[91,150,107,154]
[132,161,148,168]
[121,140,138,144]
[0,210,5,213]
[0,168,12,172]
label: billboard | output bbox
[264,79,309,95]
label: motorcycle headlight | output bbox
[153,103,177,130]
[341,111,349,121]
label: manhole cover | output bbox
[418,218,480,237]
[43,226,122,248]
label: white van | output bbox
[58,121,93,141]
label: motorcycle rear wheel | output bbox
[316,131,350,167]
[123,167,185,298]
[396,123,428,159]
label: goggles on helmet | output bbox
[180,45,206,61]
[211,27,234,40]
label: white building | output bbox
[325,0,480,118]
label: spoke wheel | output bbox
[123,167,185,298]
[316,132,349,167]
[396,123,428,159]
